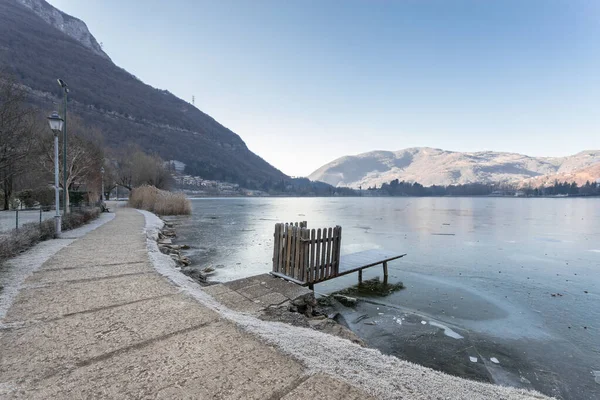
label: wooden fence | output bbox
[272,222,342,284]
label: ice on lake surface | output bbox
[429,321,464,339]
[171,197,600,398]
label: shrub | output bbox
[129,185,191,215]
[0,207,100,264]
[16,190,35,208]
[32,187,55,207]
[62,208,100,231]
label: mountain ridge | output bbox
[16,0,109,60]
[308,147,600,188]
[0,0,287,187]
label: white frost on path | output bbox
[0,213,114,322]
[139,209,549,400]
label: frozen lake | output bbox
[169,197,600,399]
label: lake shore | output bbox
[164,196,600,400]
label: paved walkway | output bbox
[0,208,370,399]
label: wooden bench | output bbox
[271,222,406,289]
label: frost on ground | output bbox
[0,213,114,322]
[139,209,550,400]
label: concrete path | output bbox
[0,208,369,399]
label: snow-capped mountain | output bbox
[308,148,600,188]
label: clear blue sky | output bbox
[48,0,600,177]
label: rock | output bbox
[202,266,216,274]
[333,294,358,307]
[158,238,172,245]
[158,246,170,254]
[179,257,191,266]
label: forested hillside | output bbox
[0,0,287,188]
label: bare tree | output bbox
[131,151,172,190]
[0,72,40,210]
[114,146,172,191]
[34,115,104,210]
[101,161,117,199]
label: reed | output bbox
[129,185,191,215]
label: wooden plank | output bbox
[315,228,322,282]
[294,226,301,280]
[273,223,280,272]
[337,226,342,274]
[335,226,342,275]
[279,223,285,273]
[338,250,406,275]
[301,238,336,244]
[303,228,310,282]
[270,271,307,286]
[285,224,293,276]
[298,228,305,281]
[325,227,332,279]
[308,228,316,283]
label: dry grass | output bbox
[129,185,191,215]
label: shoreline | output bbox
[144,210,549,400]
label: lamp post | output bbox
[47,111,64,235]
[58,79,68,214]
[100,166,105,202]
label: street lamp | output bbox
[47,111,63,235]
[100,166,105,202]
[57,79,68,214]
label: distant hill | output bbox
[308,147,600,188]
[520,163,600,188]
[0,0,287,188]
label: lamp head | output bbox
[47,111,64,134]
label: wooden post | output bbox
[309,228,316,284]
[315,228,322,281]
[273,224,281,272]
[285,225,293,276]
[358,269,363,284]
[294,226,301,280]
[383,261,388,285]
[325,227,332,279]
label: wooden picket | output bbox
[272,222,342,284]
